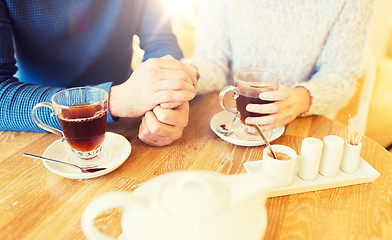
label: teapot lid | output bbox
[160,174,230,219]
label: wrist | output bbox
[294,87,311,115]
[110,84,143,118]
[109,85,122,118]
[186,63,200,86]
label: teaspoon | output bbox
[252,124,278,159]
[217,116,236,136]
[23,153,106,173]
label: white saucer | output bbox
[42,132,131,179]
[210,111,285,147]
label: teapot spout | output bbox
[223,173,275,206]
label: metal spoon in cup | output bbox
[23,153,106,173]
[253,124,278,159]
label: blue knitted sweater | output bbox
[0,0,182,132]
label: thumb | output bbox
[161,55,175,60]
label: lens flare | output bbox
[163,0,195,16]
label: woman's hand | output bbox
[160,63,199,109]
[245,86,311,131]
[138,102,190,147]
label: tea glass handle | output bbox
[32,102,63,138]
[81,192,146,240]
[218,85,240,116]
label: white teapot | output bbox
[81,170,273,240]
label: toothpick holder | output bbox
[340,141,362,173]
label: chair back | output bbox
[329,48,377,132]
[356,48,377,131]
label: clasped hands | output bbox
[109,55,198,146]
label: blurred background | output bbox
[161,0,392,150]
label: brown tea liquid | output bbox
[267,151,291,160]
[58,104,107,152]
[236,89,275,124]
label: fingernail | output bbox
[246,105,253,111]
[259,92,269,99]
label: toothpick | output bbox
[347,115,363,145]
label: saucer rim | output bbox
[210,111,285,147]
[42,132,131,179]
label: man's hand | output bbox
[109,55,196,118]
[138,102,190,147]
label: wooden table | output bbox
[1,93,391,240]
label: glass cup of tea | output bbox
[32,87,108,166]
[219,70,280,140]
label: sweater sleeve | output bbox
[297,0,375,116]
[0,1,116,132]
[137,0,183,61]
[182,0,230,95]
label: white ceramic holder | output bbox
[298,137,323,181]
[262,145,297,188]
[340,141,362,173]
[319,135,344,177]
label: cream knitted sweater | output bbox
[184,0,374,116]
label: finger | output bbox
[160,56,197,84]
[154,78,195,93]
[248,120,280,133]
[138,116,155,142]
[156,68,194,85]
[138,115,177,147]
[184,64,198,85]
[161,55,176,60]
[139,135,171,147]
[144,111,183,139]
[144,58,195,85]
[148,55,183,70]
[153,90,195,105]
[161,102,183,109]
[245,114,276,126]
[153,104,189,127]
[259,124,278,132]
[158,55,187,72]
[247,110,293,132]
[259,86,289,101]
[138,116,159,144]
[139,133,173,147]
[246,103,278,115]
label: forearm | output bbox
[298,0,374,116]
[138,0,183,60]
[298,73,358,116]
[0,79,62,132]
[0,79,118,132]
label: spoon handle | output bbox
[23,153,80,169]
[253,125,278,159]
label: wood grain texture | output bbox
[0,92,391,240]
